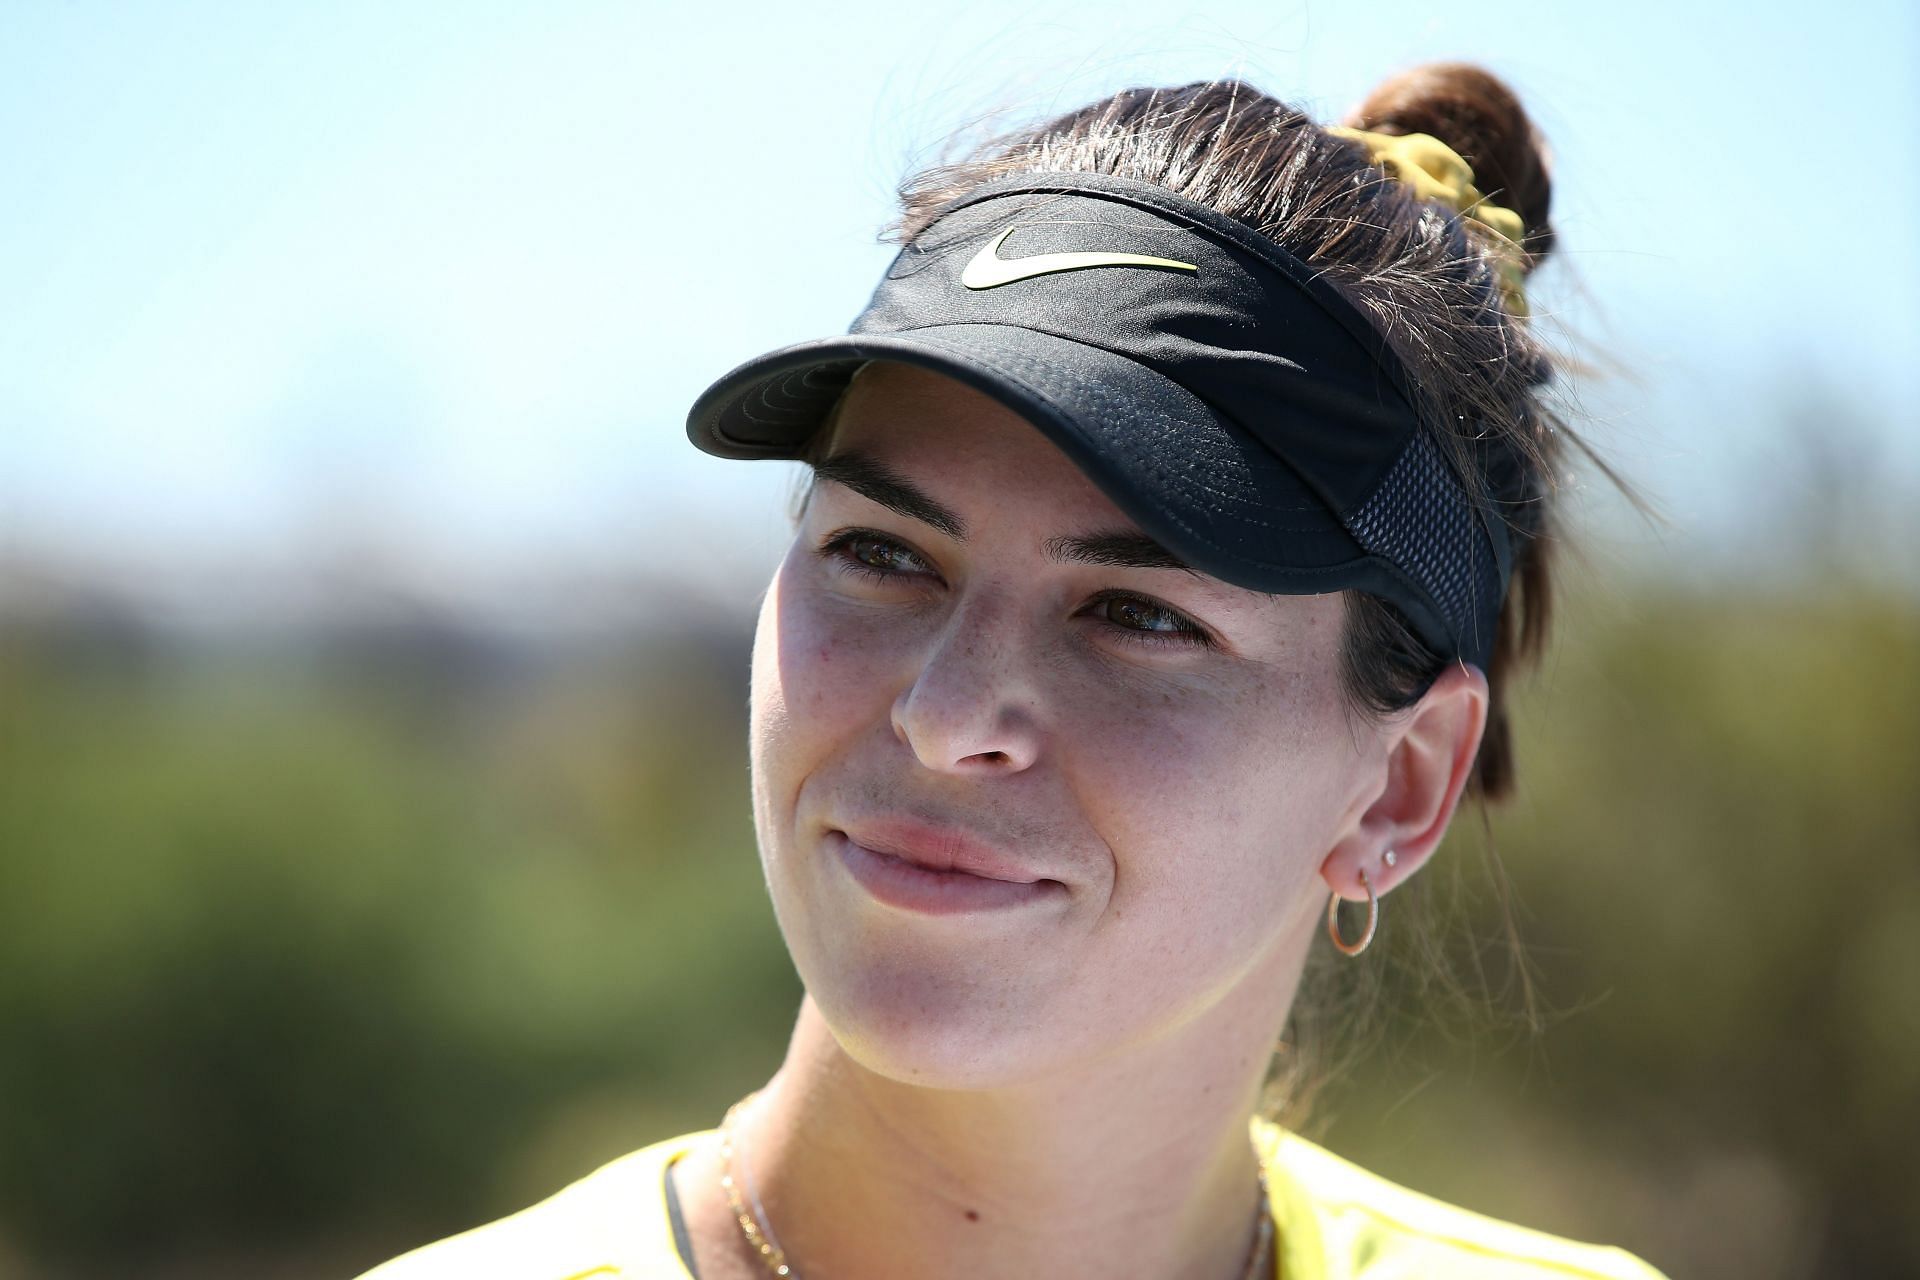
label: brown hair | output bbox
[869,62,1652,1127]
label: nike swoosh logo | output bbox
[960,228,1198,290]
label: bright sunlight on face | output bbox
[746,361,1385,1090]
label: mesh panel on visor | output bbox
[1343,428,1503,666]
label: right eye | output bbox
[816,529,938,584]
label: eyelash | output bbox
[815,528,1216,650]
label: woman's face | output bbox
[748,361,1387,1089]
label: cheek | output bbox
[750,557,903,807]
[1064,665,1340,930]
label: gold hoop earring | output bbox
[1326,867,1378,957]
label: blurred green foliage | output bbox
[1319,576,1920,1280]
[0,571,1914,1279]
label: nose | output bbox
[890,599,1045,775]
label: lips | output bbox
[835,815,1054,885]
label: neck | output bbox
[721,921,1312,1280]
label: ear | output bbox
[1321,661,1490,901]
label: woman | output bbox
[363,63,1667,1279]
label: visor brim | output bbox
[686,323,1375,584]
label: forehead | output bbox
[825,361,1129,526]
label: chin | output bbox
[816,997,1065,1093]
[792,942,1094,1092]
[758,824,1094,1092]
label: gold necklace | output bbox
[717,1092,1275,1280]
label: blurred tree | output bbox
[0,438,1914,1277]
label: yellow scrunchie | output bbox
[1325,125,1531,318]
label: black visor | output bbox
[686,170,1515,673]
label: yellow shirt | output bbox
[358,1117,1669,1279]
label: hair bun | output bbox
[1343,62,1556,266]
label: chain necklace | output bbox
[717,1091,1274,1280]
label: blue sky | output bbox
[2,1,1915,618]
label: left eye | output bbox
[1086,592,1211,645]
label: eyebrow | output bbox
[809,448,1200,574]
[810,450,965,539]
[1046,530,1198,574]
